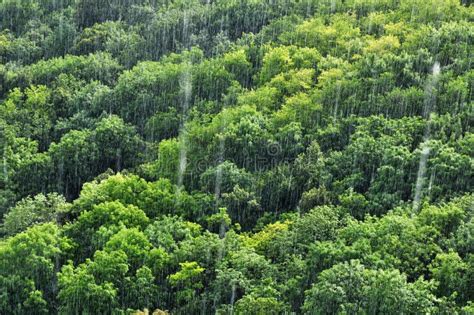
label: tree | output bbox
[58,262,118,314]
[234,279,289,315]
[1,85,54,149]
[430,251,469,303]
[125,266,159,310]
[272,92,322,132]
[73,21,123,55]
[292,206,342,250]
[66,201,149,259]
[49,129,98,198]
[168,261,205,313]
[200,161,253,196]
[8,52,122,92]
[104,227,152,270]
[92,115,144,172]
[3,192,68,235]
[145,215,201,252]
[281,14,360,57]
[303,260,436,314]
[142,138,180,183]
[0,223,70,314]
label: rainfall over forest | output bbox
[0,0,473,314]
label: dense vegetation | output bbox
[0,0,473,314]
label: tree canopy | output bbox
[0,0,473,314]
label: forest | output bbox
[0,0,473,314]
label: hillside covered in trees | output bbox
[0,0,473,314]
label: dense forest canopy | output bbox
[0,0,473,314]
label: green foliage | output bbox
[2,193,68,235]
[1,223,70,314]
[4,52,122,93]
[0,0,473,314]
[303,260,437,314]
[168,261,205,312]
[58,261,118,314]
[66,200,149,259]
[71,172,213,220]
[234,280,289,315]
[430,251,470,303]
